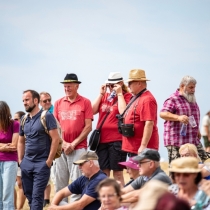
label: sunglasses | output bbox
[78,161,89,167]
[42,99,51,103]
[14,118,19,121]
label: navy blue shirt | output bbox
[68,170,107,210]
[19,110,57,161]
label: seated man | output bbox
[121,149,172,203]
[48,151,107,210]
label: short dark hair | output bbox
[15,111,25,119]
[171,172,202,185]
[23,90,40,103]
[96,178,122,201]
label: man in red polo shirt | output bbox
[54,73,93,202]
[121,69,159,156]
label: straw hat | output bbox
[132,180,168,210]
[169,157,201,173]
[126,69,150,82]
[105,72,123,84]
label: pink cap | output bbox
[118,157,139,170]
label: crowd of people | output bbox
[0,68,210,210]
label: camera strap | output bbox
[98,100,118,131]
[120,88,147,118]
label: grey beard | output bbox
[182,92,196,103]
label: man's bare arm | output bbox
[50,192,95,210]
[121,189,141,204]
[46,128,60,167]
[51,187,71,206]
[160,111,189,124]
[138,120,154,154]
[18,136,25,163]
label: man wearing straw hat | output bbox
[54,73,93,202]
[120,69,159,156]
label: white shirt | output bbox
[201,115,210,136]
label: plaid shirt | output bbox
[160,89,200,147]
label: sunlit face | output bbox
[78,161,91,177]
[138,159,152,176]
[22,92,37,113]
[98,186,120,210]
[179,148,196,158]
[64,83,79,98]
[40,94,52,110]
[174,172,197,190]
[126,167,139,180]
[13,113,21,123]
[182,83,196,103]
[106,81,122,92]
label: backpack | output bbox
[21,110,63,160]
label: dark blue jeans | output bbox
[20,158,50,210]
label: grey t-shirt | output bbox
[131,167,172,190]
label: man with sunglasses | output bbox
[48,151,107,210]
[39,92,55,207]
[121,149,171,204]
[120,69,159,157]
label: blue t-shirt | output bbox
[19,110,57,161]
[68,170,107,210]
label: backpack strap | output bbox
[40,110,49,135]
[21,113,29,138]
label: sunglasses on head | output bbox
[42,99,51,103]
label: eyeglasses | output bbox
[78,161,89,167]
[41,99,51,103]
[138,161,151,166]
[99,193,117,200]
[14,118,19,121]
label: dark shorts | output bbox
[203,136,210,148]
[96,141,127,171]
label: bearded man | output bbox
[160,76,208,163]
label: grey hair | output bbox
[93,160,99,166]
[179,76,197,87]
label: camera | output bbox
[116,114,123,134]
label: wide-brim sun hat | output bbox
[105,72,123,84]
[126,69,150,82]
[169,157,201,173]
[60,73,81,84]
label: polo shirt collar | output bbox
[88,170,104,180]
[146,166,162,181]
[64,94,81,103]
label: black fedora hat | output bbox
[60,73,81,84]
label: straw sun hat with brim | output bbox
[126,69,150,82]
[105,72,124,84]
[169,157,201,173]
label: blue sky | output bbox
[0,1,210,160]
